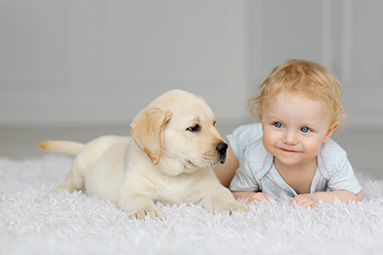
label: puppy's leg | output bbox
[53,165,84,193]
[118,193,164,219]
[201,186,249,215]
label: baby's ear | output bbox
[323,121,340,142]
[257,108,263,119]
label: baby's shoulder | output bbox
[229,123,263,141]
[242,138,272,179]
[317,139,348,178]
[227,123,263,161]
[319,138,347,160]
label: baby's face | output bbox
[260,91,336,168]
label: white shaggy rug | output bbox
[1,155,383,255]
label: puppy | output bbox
[38,89,248,219]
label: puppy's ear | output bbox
[130,107,172,165]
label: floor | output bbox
[0,123,382,180]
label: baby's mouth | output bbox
[279,148,299,153]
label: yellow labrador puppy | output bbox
[38,89,248,219]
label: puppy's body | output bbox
[39,90,248,219]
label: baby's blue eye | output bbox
[301,127,310,133]
[274,122,283,128]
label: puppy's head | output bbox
[130,89,227,175]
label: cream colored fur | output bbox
[38,90,248,219]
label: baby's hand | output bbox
[290,194,319,208]
[232,191,270,205]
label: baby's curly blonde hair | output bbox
[248,59,345,125]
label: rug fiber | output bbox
[1,155,382,255]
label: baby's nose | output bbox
[283,131,298,145]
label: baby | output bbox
[214,59,362,208]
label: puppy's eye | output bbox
[186,124,200,132]
[213,121,217,126]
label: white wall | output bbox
[0,0,382,129]
[249,0,383,129]
[0,0,250,126]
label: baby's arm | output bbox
[213,145,239,188]
[232,191,270,205]
[213,145,269,204]
[291,190,363,208]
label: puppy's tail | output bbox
[37,140,85,156]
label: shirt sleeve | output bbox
[226,123,263,162]
[230,158,260,192]
[326,155,362,194]
[319,139,362,194]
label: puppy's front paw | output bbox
[217,202,249,215]
[52,183,77,193]
[130,207,164,220]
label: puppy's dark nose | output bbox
[216,142,228,156]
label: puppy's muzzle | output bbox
[216,142,228,164]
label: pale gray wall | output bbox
[0,0,382,129]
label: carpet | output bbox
[1,155,383,255]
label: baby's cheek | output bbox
[304,140,322,158]
[262,134,276,155]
